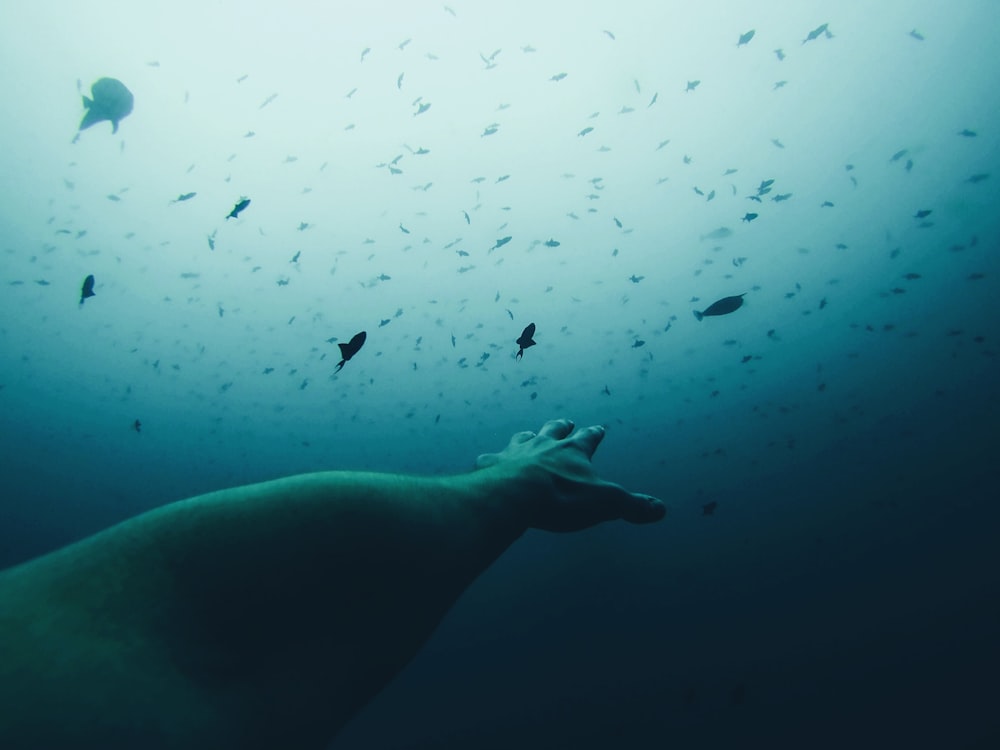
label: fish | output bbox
[462,210,471,224]
[693,294,746,321]
[79,78,133,134]
[802,23,830,44]
[914,209,932,219]
[685,80,700,92]
[226,198,250,220]
[515,323,536,360]
[491,236,512,251]
[700,226,732,241]
[578,127,594,137]
[132,419,142,433]
[741,213,758,223]
[629,275,645,283]
[737,30,755,47]
[544,239,560,247]
[171,192,196,203]
[79,274,95,305]
[550,73,568,82]
[702,501,718,516]
[334,331,366,373]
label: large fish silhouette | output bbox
[693,294,745,321]
[515,323,536,360]
[79,274,95,306]
[334,331,366,373]
[79,78,134,134]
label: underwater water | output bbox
[1,0,998,747]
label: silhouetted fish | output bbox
[79,274,95,305]
[737,30,755,47]
[693,294,745,321]
[79,78,133,134]
[515,323,536,360]
[226,198,250,220]
[334,331,366,373]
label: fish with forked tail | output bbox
[334,331,366,373]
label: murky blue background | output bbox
[1,1,997,747]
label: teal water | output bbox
[1,1,997,747]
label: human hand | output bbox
[475,418,665,532]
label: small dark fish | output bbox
[693,294,746,321]
[79,274,95,305]
[741,355,753,363]
[737,30,755,47]
[132,419,142,433]
[741,212,758,222]
[550,72,567,82]
[578,127,594,137]
[171,192,196,203]
[334,331,366,373]
[399,223,410,234]
[702,501,718,516]
[491,236,512,251]
[226,198,250,220]
[802,23,829,44]
[914,209,932,219]
[544,239,560,247]
[515,323,536,360]
[79,78,134,134]
[909,29,925,41]
[629,275,644,283]
[685,80,700,92]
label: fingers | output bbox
[590,483,666,525]
[571,424,606,459]
[618,492,667,524]
[509,430,536,446]
[537,418,574,440]
[475,452,499,469]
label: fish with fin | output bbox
[693,294,745,321]
[515,323,536,360]
[79,274,95,305]
[334,331,367,373]
[226,198,250,220]
[78,78,133,134]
